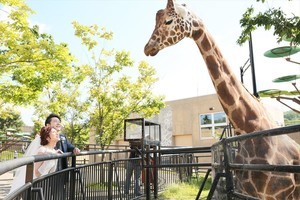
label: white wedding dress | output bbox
[9,136,58,194]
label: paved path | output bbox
[0,172,13,200]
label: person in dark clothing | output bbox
[124,144,142,197]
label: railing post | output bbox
[223,140,234,199]
[145,145,151,200]
[153,145,158,199]
[178,155,183,181]
[25,162,34,200]
[109,152,112,161]
[69,156,76,200]
[25,163,34,183]
[32,188,45,200]
[195,169,212,200]
[108,162,114,200]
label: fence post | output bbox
[188,154,193,181]
[25,162,34,200]
[108,162,114,200]
[145,145,151,200]
[223,140,234,199]
[153,145,158,199]
[69,156,76,200]
[109,152,112,161]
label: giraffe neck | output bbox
[191,21,276,134]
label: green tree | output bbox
[0,102,28,152]
[0,102,24,139]
[1,0,165,147]
[0,0,90,147]
[237,0,300,46]
[73,22,165,149]
[0,0,74,105]
[32,77,90,145]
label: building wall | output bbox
[172,134,192,146]
[21,126,33,133]
[156,93,290,147]
[114,94,224,147]
[115,93,298,148]
[165,94,223,147]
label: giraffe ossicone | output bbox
[144,0,300,199]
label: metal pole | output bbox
[70,156,76,200]
[153,145,158,199]
[146,145,151,200]
[249,32,259,97]
[240,67,244,84]
[108,162,114,200]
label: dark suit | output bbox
[56,134,75,170]
[55,134,75,199]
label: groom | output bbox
[45,113,80,170]
[45,113,81,199]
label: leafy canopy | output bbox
[72,22,165,148]
[0,0,74,105]
[237,0,300,46]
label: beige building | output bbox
[110,93,300,148]
[111,94,225,147]
[149,93,289,147]
[166,93,225,147]
[91,93,300,163]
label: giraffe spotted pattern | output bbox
[144,0,300,199]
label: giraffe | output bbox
[144,0,300,199]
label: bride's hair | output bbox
[40,126,53,145]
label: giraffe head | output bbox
[144,0,198,56]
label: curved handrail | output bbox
[0,148,138,176]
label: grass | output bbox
[159,175,212,200]
[88,182,119,190]
[88,182,108,190]
[0,150,24,161]
[0,150,13,160]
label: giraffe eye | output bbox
[165,20,173,25]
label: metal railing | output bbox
[0,142,131,161]
[0,146,212,200]
[210,124,300,200]
[3,125,299,199]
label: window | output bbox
[200,112,227,139]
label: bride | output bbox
[9,126,62,194]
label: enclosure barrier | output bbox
[210,124,300,200]
[2,125,299,199]
[0,146,212,200]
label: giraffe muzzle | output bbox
[144,43,159,56]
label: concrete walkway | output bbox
[0,172,13,200]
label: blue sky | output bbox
[19,0,300,125]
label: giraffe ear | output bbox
[166,0,175,10]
